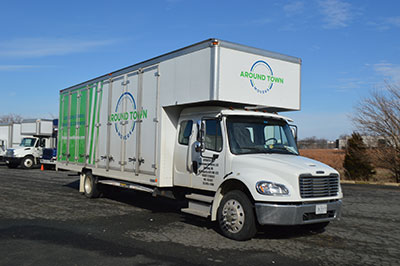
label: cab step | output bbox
[185,193,214,203]
[181,193,214,218]
[181,208,210,218]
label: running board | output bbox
[98,179,154,193]
[181,208,210,218]
[181,193,213,218]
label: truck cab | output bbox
[175,107,342,240]
[5,136,49,168]
[4,118,57,169]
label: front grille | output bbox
[299,174,339,198]
[5,149,14,157]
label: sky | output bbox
[0,0,399,140]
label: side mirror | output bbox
[195,120,206,153]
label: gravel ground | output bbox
[0,164,399,266]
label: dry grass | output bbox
[300,149,396,183]
[300,149,345,176]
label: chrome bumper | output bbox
[255,200,342,225]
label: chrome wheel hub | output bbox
[24,158,33,168]
[84,175,92,194]
[220,199,245,233]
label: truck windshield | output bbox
[226,116,299,155]
[20,138,36,147]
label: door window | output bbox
[178,120,193,145]
[205,120,222,152]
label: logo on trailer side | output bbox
[109,92,147,140]
[240,60,284,94]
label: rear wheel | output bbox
[217,190,257,241]
[83,171,100,198]
[21,156,34,169]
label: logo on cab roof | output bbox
[240,60,284,94]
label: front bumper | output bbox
[255,200,342,225]
[4,157,23,165]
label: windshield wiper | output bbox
[271,146,298,155]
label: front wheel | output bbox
[21,156,35,169]
[217,190,257,241]
[83,171,100,198]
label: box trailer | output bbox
[57,39,342,240]
[0,123,23,160]
[4,119,57,168]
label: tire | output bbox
[217,190,257,241]
[7,163,19,169]
[83,171,100,198]
[21,156,35,169]
[304,222,330,232]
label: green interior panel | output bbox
[78,89,87,163]
[58,93,69,162]
[88,84,98,165]
[68,92,78,162]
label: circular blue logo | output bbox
[249,60,274,94]
[113,92,136,140]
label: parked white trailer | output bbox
[57,39,342,240]
[4,119,57,168]
[0,123,23,160]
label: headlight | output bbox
[256,181,290,196]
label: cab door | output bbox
[173,119,194,187]
[173,117,225,191]
[191,118,225,191]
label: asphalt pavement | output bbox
[0,164,399,266]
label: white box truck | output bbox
[0,122,23,161]
[57,39,342,240]
[4,119,57,168]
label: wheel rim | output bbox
[24,158,33,168]
[220,199,245,233]
[84,174,92,194]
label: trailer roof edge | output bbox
[60,38,301,94]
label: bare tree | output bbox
[352,83,400,182]
[0,114,23,123]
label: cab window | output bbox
[178,120,193,145]
[205,119,222,152]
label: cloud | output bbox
[384,16,400,27]
[0,38,116,58]
[318,0,352,29]
[0,65,41,71]
[333,78,371,91]
[283,1,305,16]
[373,63,400,83]
[368,16,400,31]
